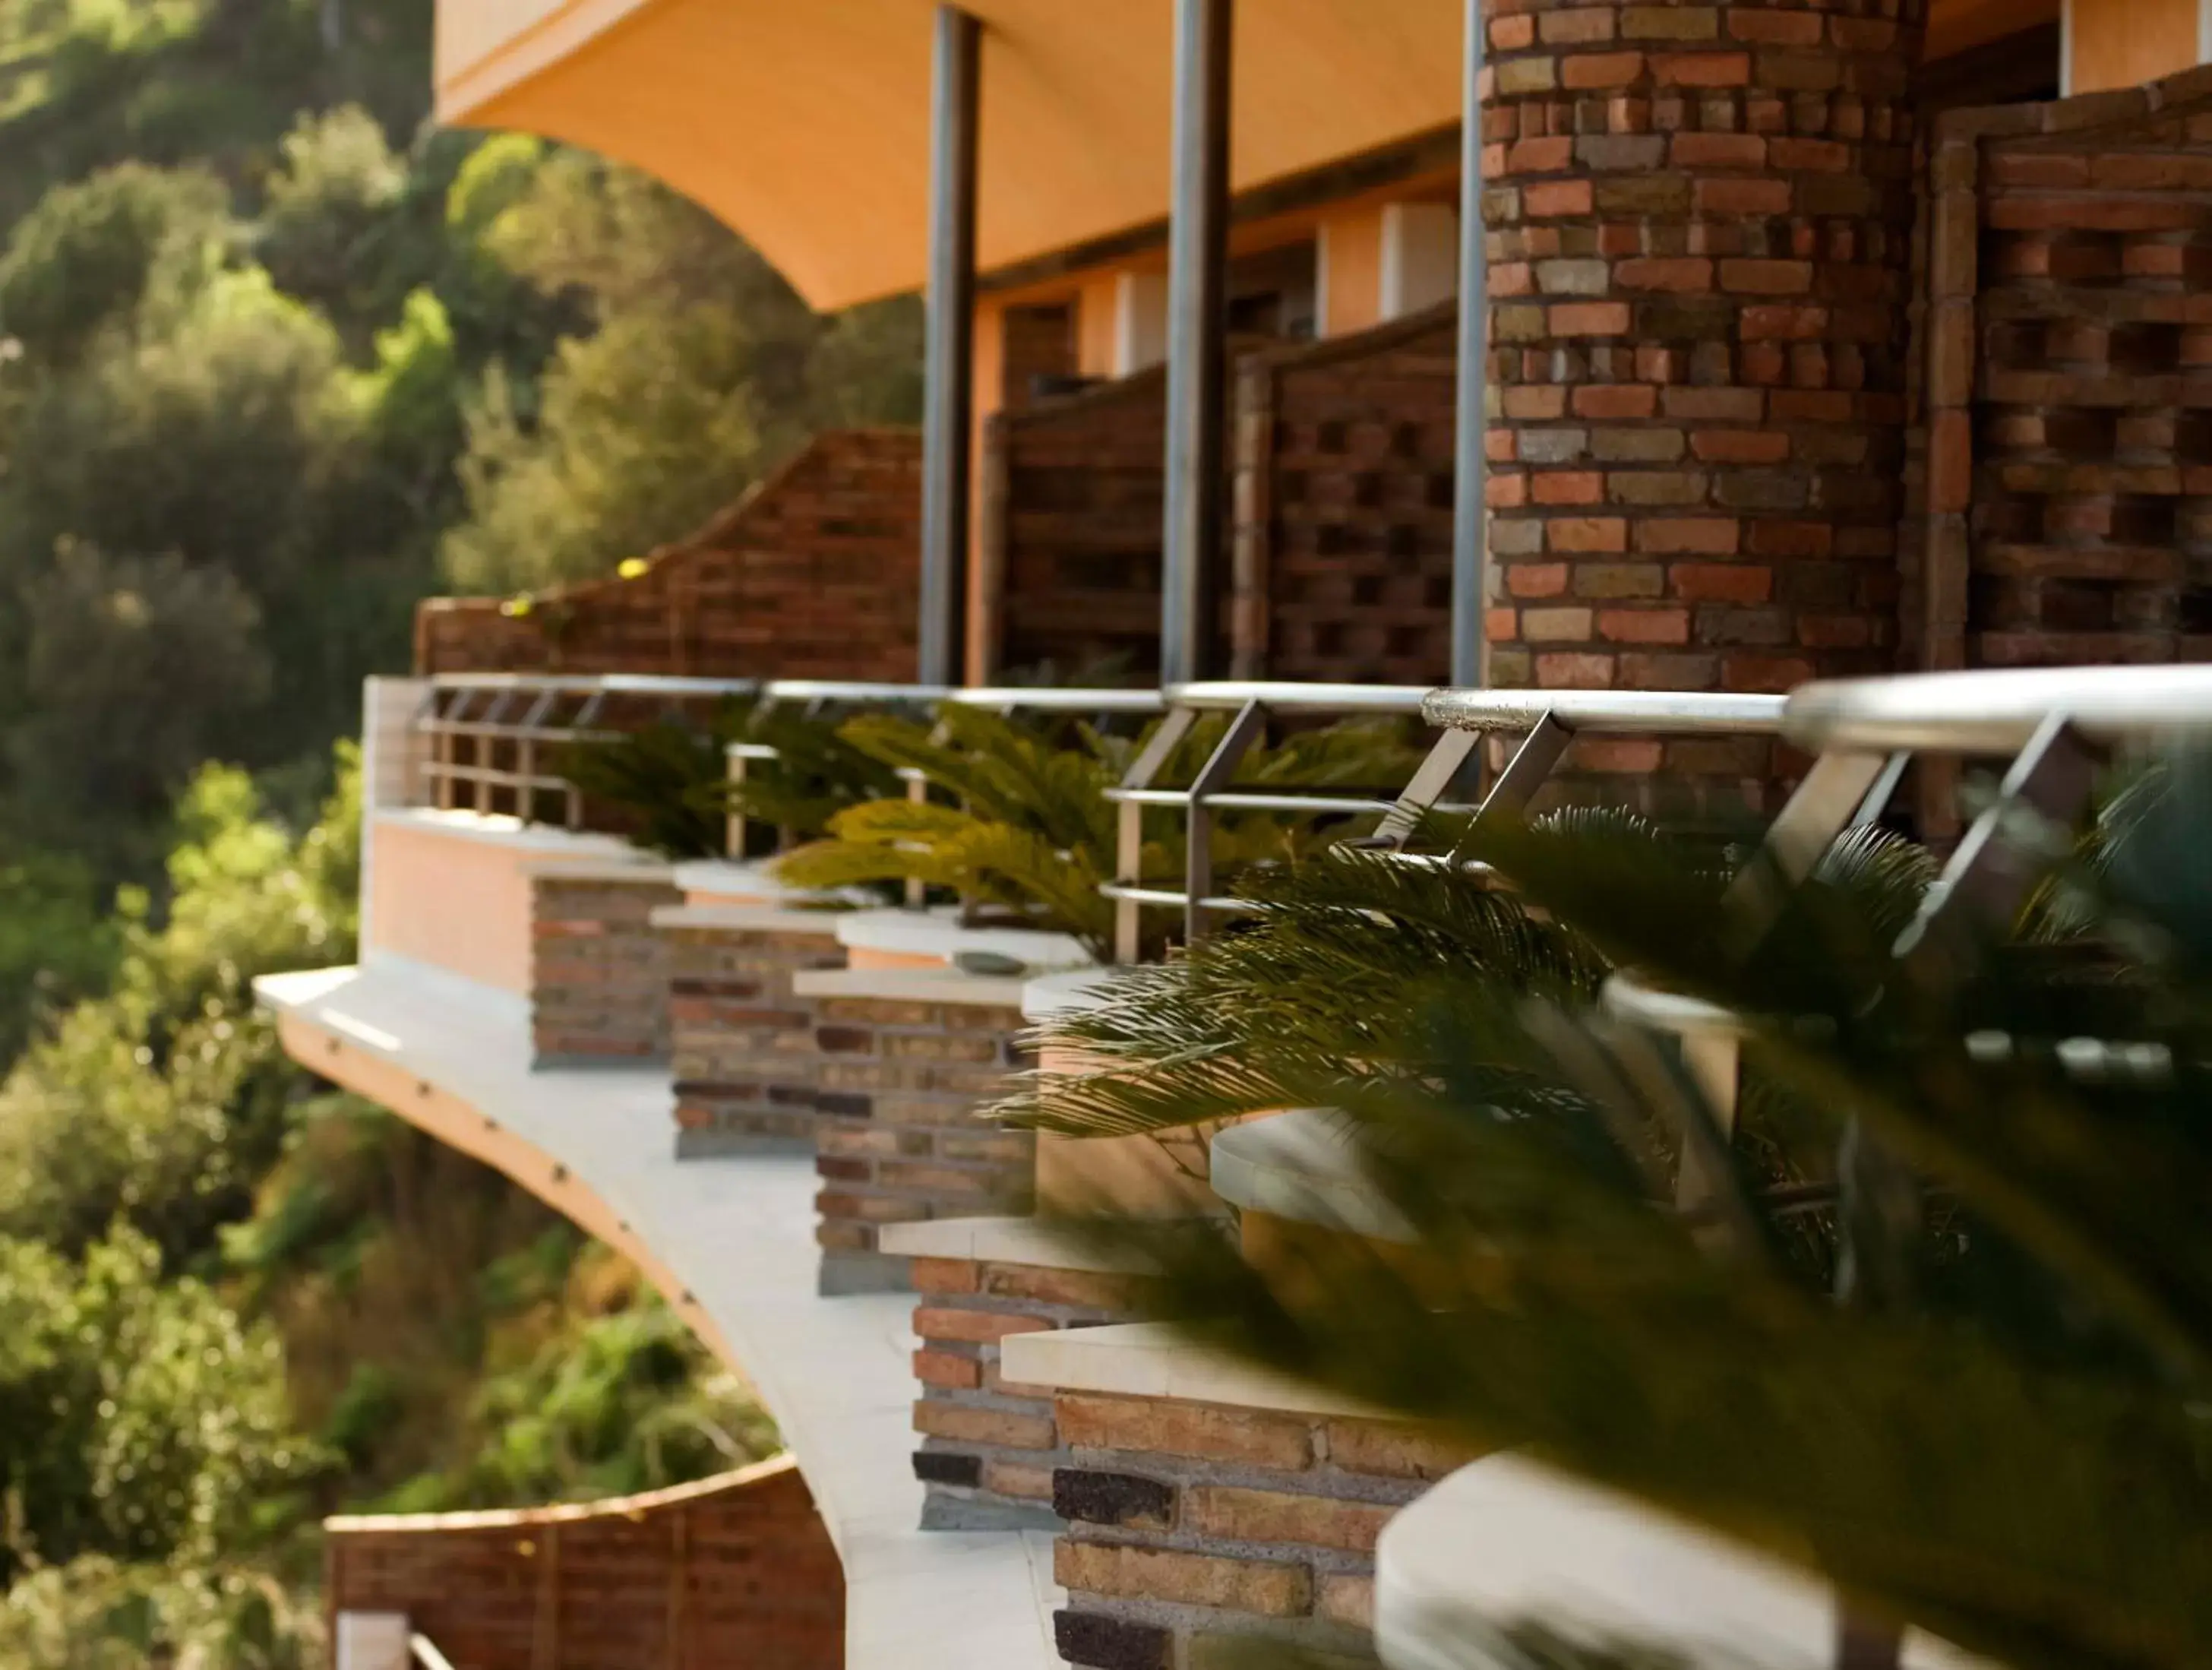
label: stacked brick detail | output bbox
[1483,0,1924,784]
[808,994,1038,1295]
[1234,307,1461,687]
[414,429,921,680]
[531,872,681,1066]
[1049,1393,1474,1670]
[324,1461,842,1670]
[1916,71,2212,680]
[909,1254,1150,1532]
[985,370,1173,678]
[664,919,848,1158]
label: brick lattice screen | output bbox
[1233,305,1462,686]
[983,369,1174,680]
[1913,65,2212,682]
[415,429,921,680]
[1483,0,1925,811]
[324,1459,842,1670]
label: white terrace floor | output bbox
[258,956,1061,1670]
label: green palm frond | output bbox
[1001,847,1607,1137]
[1057,745,2212,1670]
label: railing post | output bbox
[726,745,750,862]
[919,5,981,686]
[1161,0,1234,686]
[1112,706,1200,963]
[1184,698,1267,946]
[1452,0,1489,688]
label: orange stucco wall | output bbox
[1319,205,1386,338]
[367,816,653,996]
[2069,0,2199,93]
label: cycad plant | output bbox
[554,697,902,860]
[773,703,1425,960]
[1045,749,2212,1670]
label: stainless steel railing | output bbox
[1101,682,1455,961]
[418,674,760,826]
[415,675,1160,836]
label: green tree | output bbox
[8,542,272,858]
[0,160,230,365]
[0,752,356,1260]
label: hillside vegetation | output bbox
[0,1,918,1659]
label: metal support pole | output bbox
[1161,0,1234,686]
[919,6,981,686]
[1451,0,1489,687]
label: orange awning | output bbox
[436,0,1467,312]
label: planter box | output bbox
[656,903,851,1159]
[1003,1325,1477,1670]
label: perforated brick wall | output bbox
[1048,1393,1477,1670]
[984,371,1176,679]
[804,992,1038,1295]
[325,1460,841,1670]
[908,1254,1152,1532]
[1913,67,2212,685]
[1483,0,1923,808]
[531,871,682,1067]
[664,918,848,1159]
[416,429,921,680]
[1234,306,1462,686]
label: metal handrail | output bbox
[1784,664,2212,754]
[1424,688,1789,736]
[1104,685,1450,959]
[428,672,757,698]
[1168,680,1438,715]
[410,1634,459,1670]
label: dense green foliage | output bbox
[776,704,1427,958]
[0,0,921,1032]
[0,3,915,1659]
[1033,759,2212,1668]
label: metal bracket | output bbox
[1184,700,1268,948]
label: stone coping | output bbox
[521,855,678,884]
[1020,966,1124,1023]
[794,965,1033,1011]
[1376,1456,1990,1670]
[327,1453,798,1533]
[372,805,646,861]
[1002,1322,1388,1420]
[879,1213,1159,1275]
[1209,1109,1415,1243]
[254,959,1061,1670]
[650,900,854,936]
[835,906,1092,973]
[672,858,873,909]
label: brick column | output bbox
[530,870,681,1067]
[1483,0,1923,799]
[663,918,848,1159]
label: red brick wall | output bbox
[531,872,682,1067]
[983,371,1174,680]
[1049,1393,1475,1670]
[908,1254,1150,1532]
[1233,306,1461,685]
[324,1459,842,1670]
[1913,65,2212,682]
[1483,0,1924,731]
[416,429,921,680]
